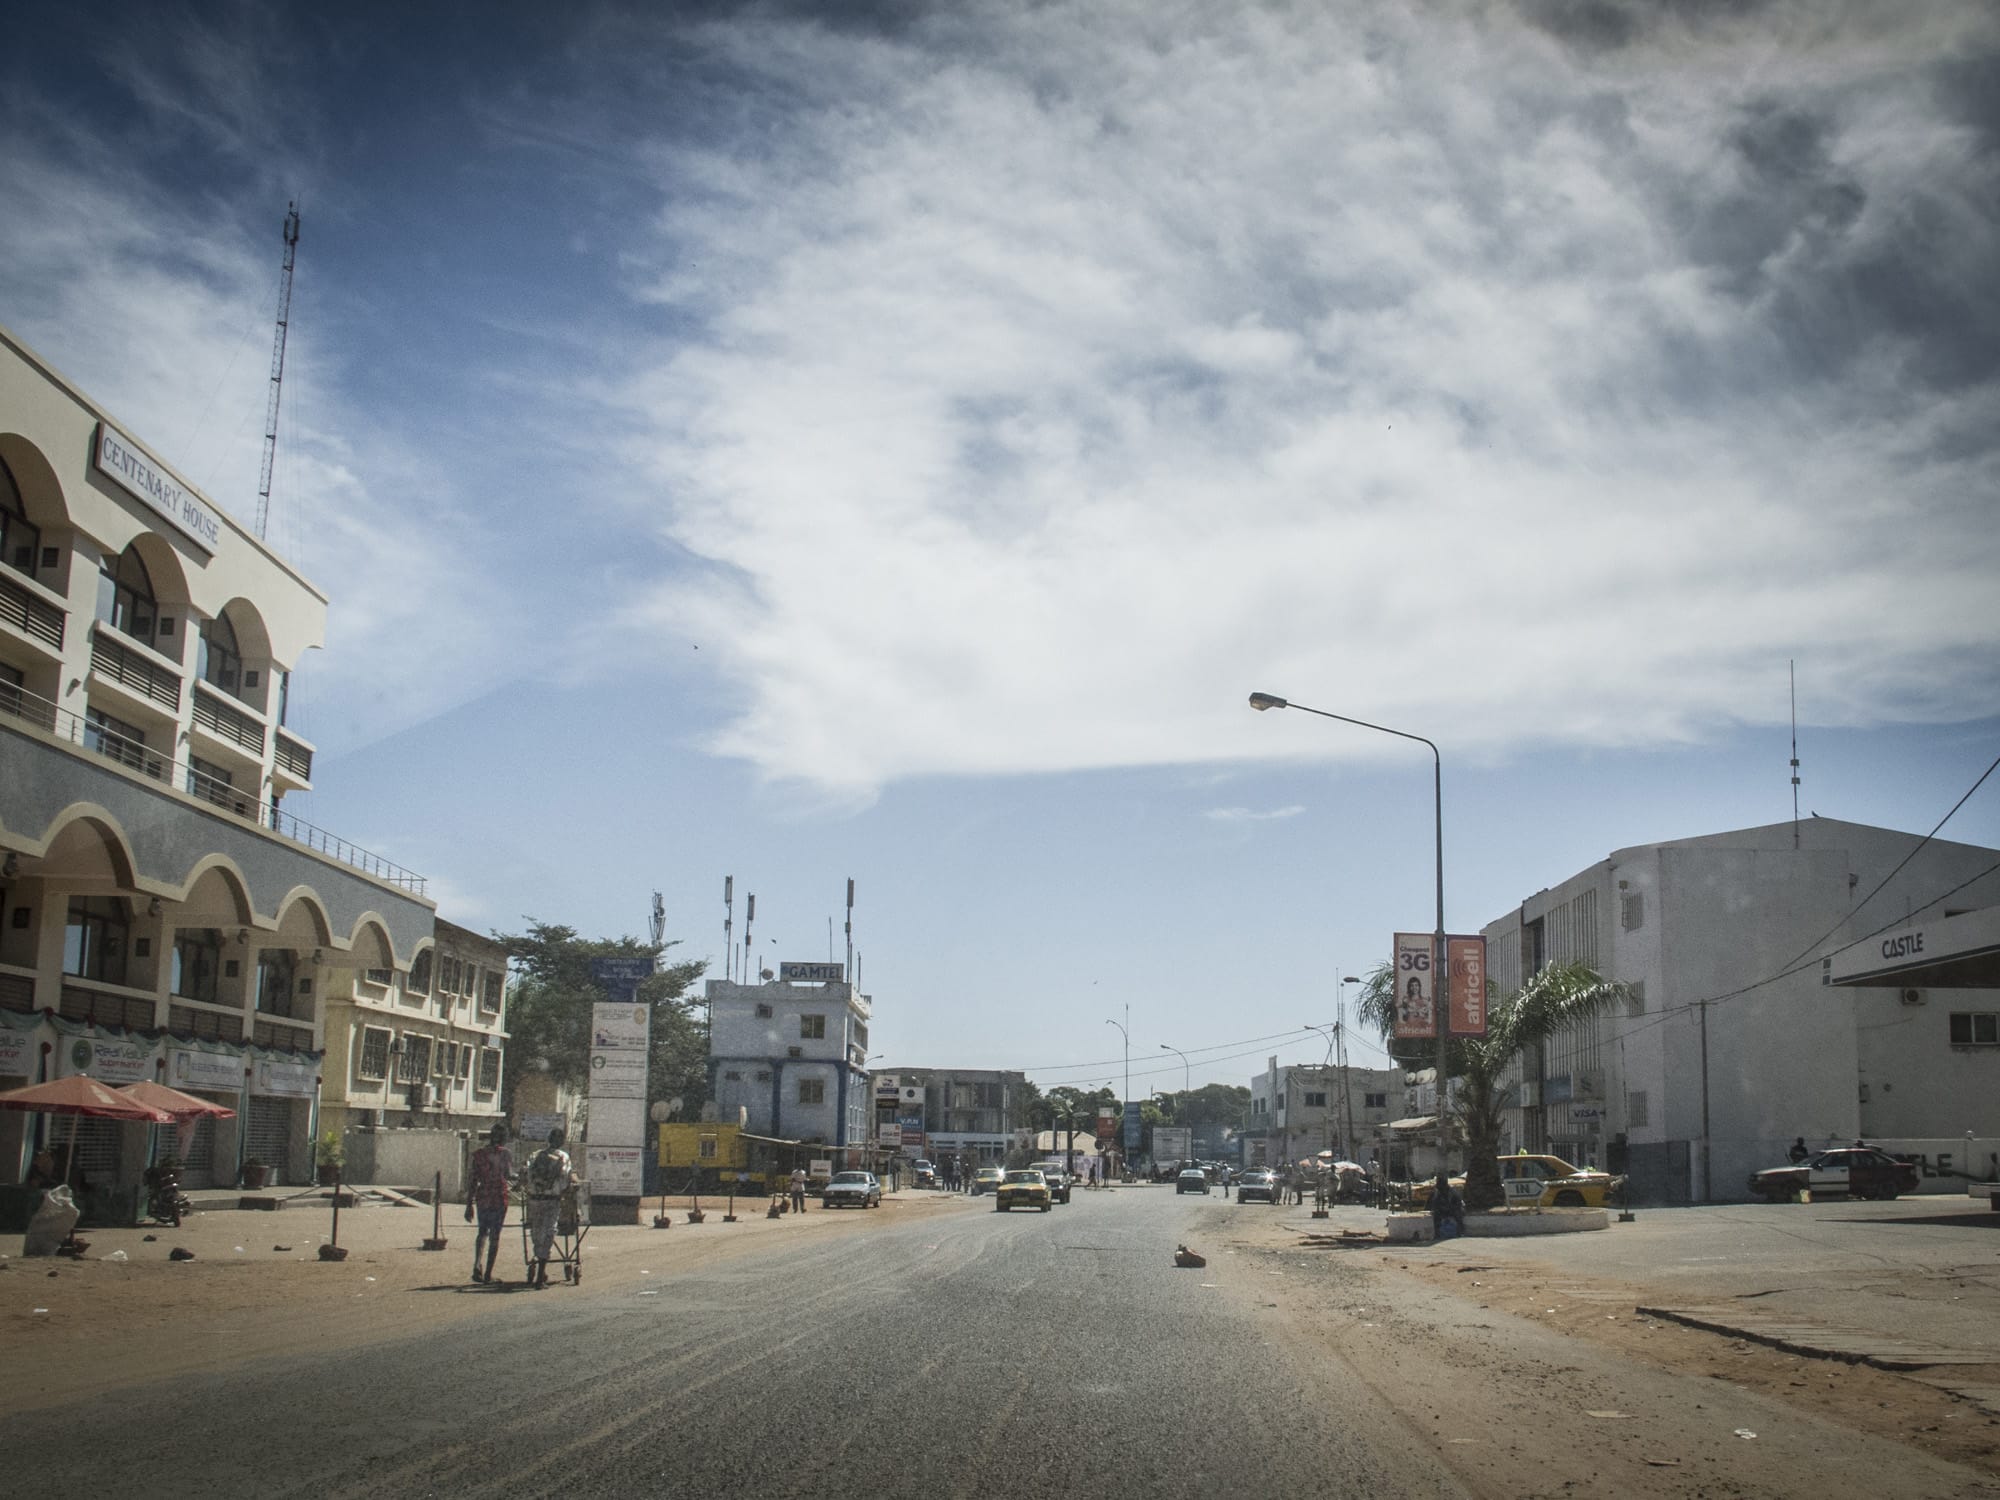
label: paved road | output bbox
[5,1188,1469,1500]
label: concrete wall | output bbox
[341,1127,470,1199]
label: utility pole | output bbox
[255,202,300,541]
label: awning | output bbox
[1388,1116,1437,1133]
[1822,905,2000,990]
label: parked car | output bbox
[1408,1154,1624,1209]
[1748,1147,1918,1202]
[912,1159,938,1189]
[1234,1168,1279,1204]
[821,1171,882,1209]
[971,1166,1007,1196]
[1176,1167,1210,1195]
[995,1169,1052,1212]
[1037,1165,1073,1204]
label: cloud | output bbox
[1204,805,1307,825]
[601,0,2000,792]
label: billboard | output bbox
[1392,932,1437,1039]
[1447,935,1488,1037]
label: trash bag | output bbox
[24,1186,80,1257]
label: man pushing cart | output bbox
[521,1126,588,1288]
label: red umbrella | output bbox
[0,1075,175,1183]
[118,1080,237,1120]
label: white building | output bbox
[1245,1056,1400,1166]
[706,974,872,1157]
[870,1067,1027,1170]
[1481,817,2000,1203]
[0,323,434,1199]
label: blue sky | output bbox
[5,1,1997,1096]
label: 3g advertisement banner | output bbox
[1392,932,1437,1039]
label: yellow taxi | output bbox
[994,1169,1052,1212]
[1409,1154,1623,1208]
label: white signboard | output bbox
[0,1031,36,1079]
[170,1047,245,1092]
[518,1111,567,1145]
[59,1034,156,1084]
[809,1157,833,1179]
[591,1003,649,1051]
[589,1048,646,1099]
[252,1056,318,1098]
[585,1145,644,1195]
[587,1095,646,1146]
[94,423,222,553]
[1503,1177,1545,1205]
[780,962,844,984]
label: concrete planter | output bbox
[1385,1209,1610,1243]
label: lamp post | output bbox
[1105,1011,1129,1178]
[1304,1022,1339,1156]
[1158,1043,1191,1101]
[1250,691,1450,1175]
[1338,974,1361,1157]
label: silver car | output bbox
[821,1170,882,1209]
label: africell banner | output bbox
[1447,935,1488,1037]
[1392,932,1438,1040]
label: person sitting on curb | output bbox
[1430,1170,1466,1242]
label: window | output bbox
[171,928,221,1003]
[1304,1091,1327,1108]
[435,1041,454,1077]
[362,968,394,989]
[85,707,156,776]
[255,950,297,1016]
[96,549,161,651]
[975,1082,1003,1109]
[1626,979,1647,1017]
[1,459,41,579]
[1364,1092,1387,1109]
[64,897,129,984]
[477,1048,500,1092]
[1949,1012,1999,1047]
[480,972,502,1011]
[198,612,243,698]
[723,1070,743,1082]
[407,950,433,995]
[1626,1090,1650,1127]
[1621,892,1645,931]
[275,668,290,727]
[698,1135,718,1159]
[456,1045,473,1081]
[357,1026,392,1081]
[187,755,235,809]
[397,1034,432,1084]
[440,955,461,995]
[754,1003,773,1018]
[798,1078,826,1105]
[800,1014,826,1039]
[754,1069,771,1083]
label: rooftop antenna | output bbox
[649,889,666,951]
[743,893,755,984]
[1790,660,1802,849]
[255,201,301,541]
[722,876,734,983]
[844,877,855,982]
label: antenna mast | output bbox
[1790,660,1802,849]
[255,202,301,541]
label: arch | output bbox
[0,434,71,529]
[213,598,274,665]
[118,529,193,616]
[271,887,335,949]
[343,915,398,971]
[36,805,140,891]
[172,855,257,927]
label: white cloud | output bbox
[1204,805,1306,825]
[602,1,2000,793]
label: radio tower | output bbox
[254,202,301,541]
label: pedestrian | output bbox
[789,1165,808,1213]
[464,1122,514,1285]
[1429,1169,1466,1242]
[1788,1136,1809,1165]
[523,1126,574,1290]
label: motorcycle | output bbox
[144,1163,193,1227]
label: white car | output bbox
[820,1171,882,1209]
[1176,1167,1210,1195]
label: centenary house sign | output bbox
[94,423,223,554]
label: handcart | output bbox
[521,1179,590,1285]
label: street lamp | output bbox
[1250,691,1449,1172]
[1304,1021,1340,1155]
[1105,1010,1129,1176]
[1158,1042,1191,1100]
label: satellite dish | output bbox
[649,1100,674,1123]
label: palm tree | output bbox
[1356,958,1628,1210]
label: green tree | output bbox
[494,921,708,1121]
[1355,958,1627,1210]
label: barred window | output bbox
[477,1049,500,1092]
[397,1034,432,1083]
[480,972,502,1011]
[357,1026,391,1081]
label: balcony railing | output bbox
[193,682,267,755]
[0,570,64,651]
[90,627,182,711]
[0,682,427,896]
[274,730,314,782]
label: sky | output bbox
[4,0,1998,1099]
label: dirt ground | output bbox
[0,1188,970,1411]
[1219,1212,2000,1498]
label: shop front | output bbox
[165,1044,248,1188]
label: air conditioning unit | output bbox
[410,1083,434,1110]
[1900,988,1925,1006]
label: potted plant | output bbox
[315,1130,344,1186]
[241,1157,271,1190]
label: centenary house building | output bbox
[0,322,436,1202]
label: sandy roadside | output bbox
[0,1189,981,1410]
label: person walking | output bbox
[523,1126,574,1290]
[464,1122,514,1285]
[789,1165,808,1213]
